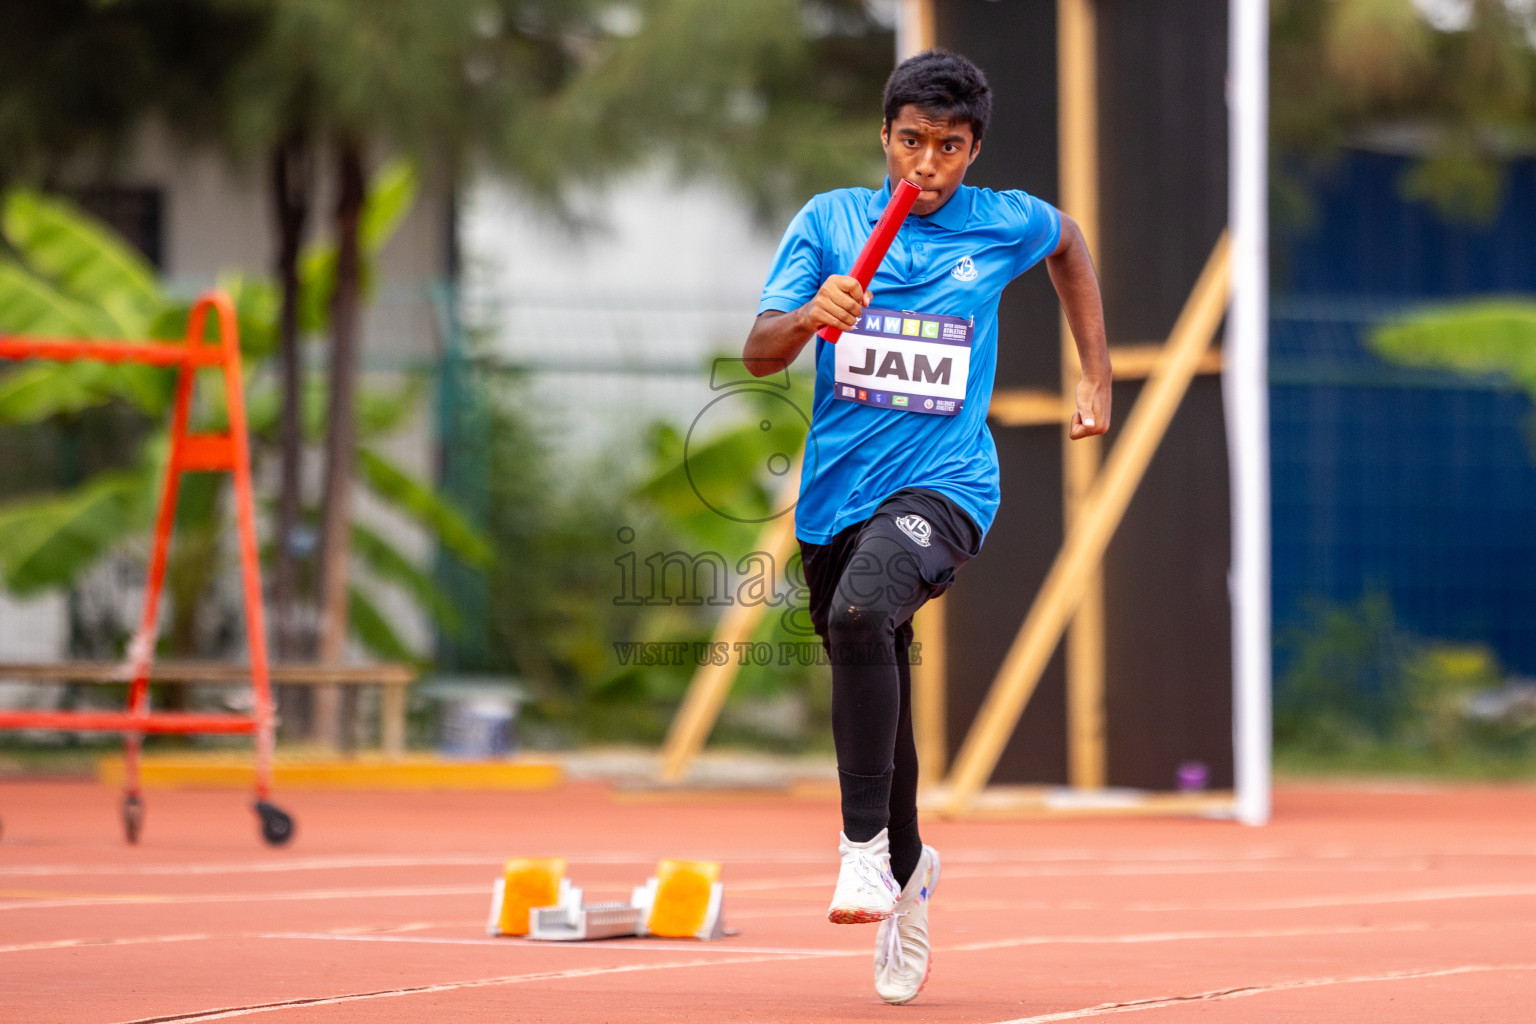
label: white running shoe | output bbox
[827,829,901,924]
[874,843,941,1005]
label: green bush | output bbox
[1275,594,1536,777]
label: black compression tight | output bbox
[824,534,929,888]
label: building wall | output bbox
[459,166,787,460]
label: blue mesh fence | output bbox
[1271,152,1536,680]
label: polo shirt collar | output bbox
[866,176,972,231]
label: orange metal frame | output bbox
[0,292,275,806]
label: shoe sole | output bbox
[827,906,893,924]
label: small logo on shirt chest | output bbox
[951,255,978,282]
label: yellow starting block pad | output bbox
[97,753,562,791]
[487,858,574,936]
[634,859,726,940]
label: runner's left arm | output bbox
[1045,213,1112,440]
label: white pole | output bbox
[1226,0,1272,825]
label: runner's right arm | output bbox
[744,275,872,377]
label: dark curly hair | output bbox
[882,50,992,143]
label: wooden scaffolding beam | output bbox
[943,232,1232,816]
[1057,0,1107,791]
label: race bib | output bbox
[833,307,972,416]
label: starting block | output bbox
[487,857,727,942]
[529,900,644,941]
[486,858,573,937]
[634,859,726,940]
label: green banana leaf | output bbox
[0,469,154,595]
[0,362,121,423]
[2,189,161,336]
[352,521,463,635]
[0,260,122,337]
[348,584,420,663]
[356,447,492,567]
[0,216,169,419]
[0,172,466,666]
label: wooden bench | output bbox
[0,662,418,757]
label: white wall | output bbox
[460,166,792,462]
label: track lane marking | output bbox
[110,951,837,1023]
[261,932,850,955]
[0,884,487,911]
[0,933,211,954]
[14,842,1536,878]
[99,920,1485,1022]
[987,962,1536,1023]
[12,878,1536,914]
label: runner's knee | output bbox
[827,599,896,644]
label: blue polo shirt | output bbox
[759,179,1061,544]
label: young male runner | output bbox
[744,51,1111,1003]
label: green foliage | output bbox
[1275,593,1408,749]
[2,190,161,332]
[356,448,492,568]
[534,0,890,216]
[1399,644,1503,759]
[1372,301,1536,394]
[0,1,260,183]
[0,184,487,662]
[1272,0,1536,222]
[0,190,173,418]
[348,585,418,664]
[572,363,824,741]
[296,158,420,331]
[637,383,808,553]
[1275,594,1536,777]
[1371,299,1536,455]
[352,522,462,636]
[435,356,829,749]
[0,469,152,596]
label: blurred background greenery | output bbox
[1,0,1535,775]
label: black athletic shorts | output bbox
[798,488,984,643]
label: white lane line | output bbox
[0,884,487,911]
[111,951,838,1023]
[0,933,211,954]
[727,858,1478,894]
[737,887,1536,916]
[272,921,1430,955]
[938,860,1442,879]
[260,932,847,956]
[15,842,1536,878]
[105,920,1478,1023]
[948,920,1433,953]
[1172,882,1536,912]
[987,962,1536,1023]
[10,876,1536,916]
[0,851,824,878]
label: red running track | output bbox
[3,779,1536,1022]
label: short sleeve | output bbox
[1002,191,1062,278]
[758,198,825,315]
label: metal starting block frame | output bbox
[529,901,645,941]
[487,859,728,942]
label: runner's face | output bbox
[881,105,980,217]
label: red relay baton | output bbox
[818,178,922,343]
